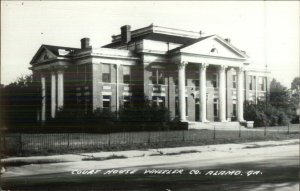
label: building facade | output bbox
[30,24,270,126]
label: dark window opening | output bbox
[232,75,237,89]
[123,66,131,84]
[102,95,111,111]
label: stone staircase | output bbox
[188,121,246,130]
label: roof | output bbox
[30,44,80,65]
[168,35,214,53]
[42,44,80,56]
[168,34,249,58]
[103,24,202,48]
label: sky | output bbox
[1,1,299,87]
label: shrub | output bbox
[244,100,291,127]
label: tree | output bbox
[291,77,300,94]
[269,78,290,109]
[290,77,300,123]
[244,78,293,127]
[1,74,40,129]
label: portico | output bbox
[171,35,250,123]
[39,66,67,122]
[175,60,246,123]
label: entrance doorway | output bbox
[195,98,200,121]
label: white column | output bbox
[51,71,56,118]
[115,64,120,113]
[237,67,245,122]
[255,75,258,104]
[57,70,64,110]
[200,63,209,122]
[218,65,227,122]
[41,74,46,122]
[177,61,187,122]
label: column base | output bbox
[201,119,210,123]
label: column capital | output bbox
[48,66,57,72]
[114,64,120,69]
[176,61,188,69]
[236,66,245,74]
[56,65,68,73]
[200,63,209,71]
[40,73,46,78]
[219,65,228,71]
[50,70,56,75]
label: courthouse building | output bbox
[30,24,270,127]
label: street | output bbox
[1,141,299,191]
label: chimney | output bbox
[81,38,91,49]
[225,38,231,43]
[120,25,131,44]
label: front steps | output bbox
[188,121,246,130]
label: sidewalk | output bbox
[1,139,298,167]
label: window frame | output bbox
[151,69,165,85]
[102,95,111,111]
[102,64,111,83]
[123,65,131,84]
[232,75,237,89]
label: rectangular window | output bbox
[102,95,111,111]
[102,64,111,83]
[212,74,218,88]
[152,96,165,108]
[158,70,165,85]
[175,97,179,116]
[232,75,237,89]
[123,66,131,84]
[193,72,199,87]
[249,75,255,90]
[258,77,265,91]
[123,96,131,108]
[151,69,165,85]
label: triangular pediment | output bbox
[30,46,57,65]
[179,35,248,60]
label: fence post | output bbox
[108,133,111,148]
[239,125,241,138]
[19,133,22,154]
[148,131,151,144]
[67,133,70,149]
[3,132,6,151]
[213,126,216,140]
[182,130,185,142]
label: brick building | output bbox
[30,24,270,127]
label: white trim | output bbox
[102,92,112,96]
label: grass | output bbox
[1,159,65,167]
[82,154,127,161]
[165,150,200,156]
[149,149,200,156]
[243,141,298,149]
